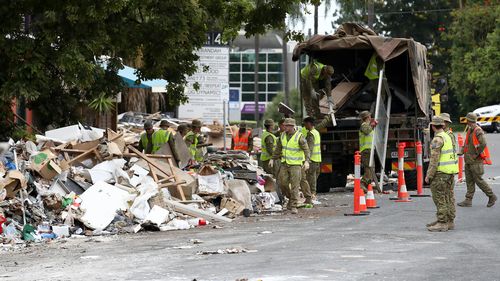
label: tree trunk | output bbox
[314,4,319,35]
[367,0,374,28]
[282,29,290,106]
[254,33,260,123]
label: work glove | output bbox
[370,119,378,128]
[303,161,310,171]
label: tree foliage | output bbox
[263,89,303,124]
[447,4,500,112]
[0,0,314,130]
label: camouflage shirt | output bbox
[464,126,487,164]
[360,121,373,136]
[263,133,275,158]
[427,132,445,180]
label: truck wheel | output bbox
[316,173,333,193]
[404,170,418,191]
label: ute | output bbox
[292,23,433,192]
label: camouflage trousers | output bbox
[430,173,455,223]
[306,161,321,196]
[465,163,495,200]
[300,166,312,200]
[361,149,376,191]
[278,164,302,208]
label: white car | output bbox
[473,104,500,133]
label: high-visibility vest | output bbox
[233,130,251,151]
[447,129,459,171]
[301,127,321,163]
[301,61,325,81]
[152,129,171,153]
[260,130,277,161]
[364,53,380,80]
[184,131,203,161]
[280,130,305,165]
[140,133,151,152]
[436,131,459,174]
[359,123,373,152]
[464,127,492,165]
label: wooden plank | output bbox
[165,199,233,223]
[66,148,97,165]
[93,149,103,162]
[127,145,173,178]
[148,163,159,183]
[158,180,186,189]
[168,157,186,201]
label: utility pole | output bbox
[367,0,374,29]
[314,4,319,35]
[282,30,290,106]
[459,0,463,9]
[254,33,260,123]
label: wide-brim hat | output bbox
[466,112,477,122]
[440,113,452,123]
[430,116,445,126]
[283,118,296,126]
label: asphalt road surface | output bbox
[2,134,500,281]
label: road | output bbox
[2,134,500,281]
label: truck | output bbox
[292,23,434,192]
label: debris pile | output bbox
[0,123,281,247]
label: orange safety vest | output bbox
[233,130,251,151]
[464,127,492,165]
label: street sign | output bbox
[178,46,229,123]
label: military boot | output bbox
[447,221,455,230]
[427,222,449,232]
[426,221,438,227]
[457,199,472,207]
[487,194,497,207]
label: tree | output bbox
[0,0,316,133]
[263,89,303,124]
[447,4,500,112]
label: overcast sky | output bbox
[288,2,339,36]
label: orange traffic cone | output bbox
[345,152,369,216]
[395,178,412,203]
[359,188,370,213]
[366,184,379,209]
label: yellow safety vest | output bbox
[310,129,322,163]
[140,133,150,151]
[152,129,171,153]
[302,127,322,163]
[280,130,305,165]
[436,131,459,174]
[260,130,277,161]
[184,131,203,162]
[301,61,325,81]
[359,124,373,152]
[364,53,380,80]
[447,129,459,172]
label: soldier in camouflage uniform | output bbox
[457,112,497,207]
[260,119,277,175]
[358,111,379,193]
[425,116,458,232]
[427,113,457,229]
[300,61,334,119]
[270,118,311,214]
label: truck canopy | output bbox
[293,23,430,117]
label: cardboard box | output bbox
[32,150,62,180]
[0,170,28,199]
[220,198,245,215]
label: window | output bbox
[259,94,267,102]
[268,83,282,92]
[259,84,266,91]
[241,53,255,63]
[230,53,240,63]
[230,83,240,89]
[259,63,266,72]
[268,53,282,62]
[259,74,266,82]
[241,64,254,72]
[229,74,240,82]
[267,64,282,72]
[242,93,254,101]
[242,83,254,91]
[259,53,267,61]
[267,74,282,82]
[242,74,255,82]
[230,64,240,72]
[268,93,277,101]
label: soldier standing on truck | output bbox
[425,116,458,232]
[359,111,379,193]
[300,61,334,119]
[457,112,497,208]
